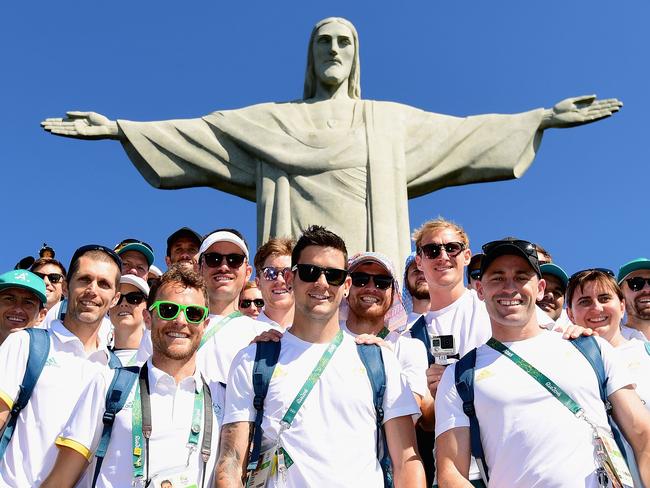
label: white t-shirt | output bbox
[224,331,419,487]
[340,321,429,399]
[621,324,647,341]
[256,310,286,331]
[0,320,115,487]
[57,359,221,488]
[435,331,633,487]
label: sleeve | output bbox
[55,371,110,461]
[380,347,420,424]
[0,331,31,409]
[394,337,429,398]
[222,346,257,425]
[434,363,470,439]
[598,337,635,396]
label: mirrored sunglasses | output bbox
[418,242,465,260]
[261,266,291,281]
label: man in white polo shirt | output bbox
[0,245,122,486]
[618,258,650,340]
[42,266,220,488]
[0,269,47,345]
[109,274,150,366]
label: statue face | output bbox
[312,22,355,88]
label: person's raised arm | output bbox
[609,386,650,487]
[384,415,426,488]
[435,427,474,488]
[41,111,121,140]
[214,421,252,488]
[539,95,622,130]
[40,446,89,488]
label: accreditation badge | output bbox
[246,446,294,488]
[595,427,633,488]
[149,465,198,488]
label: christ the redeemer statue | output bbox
[42,17,621,269]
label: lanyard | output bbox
[199,311,242,349]
[377,327,390,339]
[280,329,344,428]
[131,363,209,482]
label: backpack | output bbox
[0,327,122,459]
[248,340,393,488]
[454,335,630,484]
[409,315,434,366]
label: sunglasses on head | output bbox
[202,252,246,269]
[261,266,291,282]
[33,272,64,284]
[481,239,537,257]
[240,298,264,309]
[292,264,348,286]
[418,242,465,260]
[350,271,393,290]
[569,268,615,284]
[149,300,209,324]
[70,244,123,272]
[625,277,650,292]
[116,291,147,306]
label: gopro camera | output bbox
[431,334,458,365]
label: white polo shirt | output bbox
[57,359,221,488]
[0,320,115,487]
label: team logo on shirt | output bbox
[44,356,59,368]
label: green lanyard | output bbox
[280,329,344,428]
[131,365,205,480]
[486,337,583,415]
[199,311,242,349]
[377,327,390,339]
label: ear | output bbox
[566,306,575,324]
[110,291,121,309]
[61,280,68,298]
[342,275,352,298]
[475,279,485,301]
[143,308,152,330]
[254,276,260,287]
[619,298,626,316]
[165,256,172,268]
[37,307,48,324]
[286,269,295,290]
[245,264,253,281]
[537,278,546,302]
[462,248,472,267]
[415,254,423,271]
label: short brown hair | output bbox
[566,270,624,309]
[253,237,295,273]
[30,257,67,277]
[412,217,469,250]
[147,265,208,308]
[68,250,120,289]
[242,280,259,291]
[292,226,347,268]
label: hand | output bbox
[558,323,597,340]
[540,95,622,129]
[41,111,120,140]
[249,329,283,344]
[426,363,447,398]
[354,334,392,350]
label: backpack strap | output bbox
[107,349,122,369]
[410,315,433,366]
[0,328,50,458]
[454,348,489,484]
[356,343,393,488]
[570,336,629,464]
[92,366,140,487]
[247,341,281,471]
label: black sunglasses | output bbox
[625,277,650,292]
[202,252,246,269]
[240,298,264,309]
[69,245,123,272]
[115,238,154,253]
[469,269,482,280]
[418,242,465,260]
[350,272,393,290]
[292,264,348,286]
[116,291,147,306]
[482,239,537,257]
[33,272,64,284]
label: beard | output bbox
[408,282,430,300]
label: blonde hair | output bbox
[412,217,469,249]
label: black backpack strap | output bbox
[0,328,50,458]
[454,348,489,483]
[247,341,281,471]
[410,315,433,366]
[356,343,393,488]
[92,366,140,487]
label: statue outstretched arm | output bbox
[41,111,121,140]
[540,95,622,130]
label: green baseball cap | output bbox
[617,258,650,284]
[0,270,47,304]
[540,263,569,289]
[114,239,155,267]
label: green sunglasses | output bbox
[149,300,209,324]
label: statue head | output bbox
[303,17,361,100]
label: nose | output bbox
[315,271,329,287]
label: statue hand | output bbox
[541,95,622,129]
[41,111,120,140]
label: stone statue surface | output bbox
[41,17,621,269]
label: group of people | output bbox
[1,217,650,487]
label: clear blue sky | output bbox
[2,2,648,277]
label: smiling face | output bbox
[622,269,650,323]
[31,262,67,309]
[109,283,146,331]
[477,255,545,333]
[568,280,625,342]
[536,273,565,321]
[406,261,429,300]
[0,288,46,344]
[238,286,264,319]
[287,245,350,324]
[312,22,355,89]
[66,256,120,327]
[147,282,206,361]
[416,227,471,295]
[200,241,252,311]
[120,250,149,280]
[348,262,393,321]
[256,254,293,313]
[166,236,200,272]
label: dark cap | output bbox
[480,238,541,278]
[166,227,202,257]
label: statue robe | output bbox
[118,100,544,271]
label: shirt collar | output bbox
[146,357,202,393]
[50,319,113,364]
